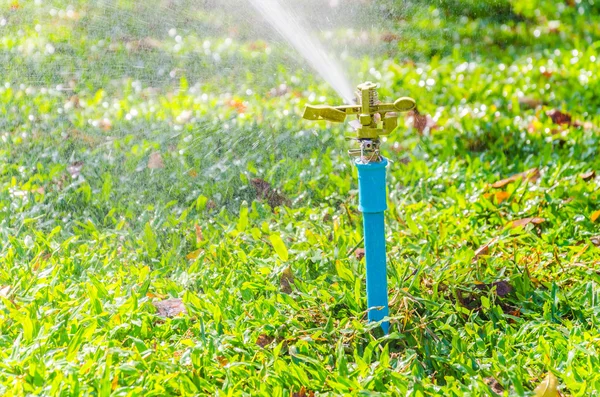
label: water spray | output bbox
[303,82,416,333]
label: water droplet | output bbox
[24,235,34,249]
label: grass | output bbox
[1,0,600,395]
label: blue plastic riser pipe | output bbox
[355,158,389,334]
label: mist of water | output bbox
[246,0,356,104]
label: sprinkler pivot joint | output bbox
[302,82,416,162]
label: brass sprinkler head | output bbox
[302,82,416,161]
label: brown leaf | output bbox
[491,168,539,188]
[67,161,84,178]
[195,224,203,244]
[492,281,513,297]
[591,210,600,223]
[280,266,294,294]
[580,170,596,181]
[99,118,112,131]
[381,32,400,43]
[591,236,600,247]
[251,178,290,208]
[518,96,544,109]
[546,109,572,126]
[484,377,504,395]
[126,37,162,52]
[148,152,165,169]
[292,387,315,397]
[472,237,499,262]
[256,334,274,348]
[474,280,512,297]
[215,355,228,367]
[354,248,365,261]
[407,109,437,134]
[508,217,545,229]
[153,298,186,318]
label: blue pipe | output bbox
[355,157,389,334]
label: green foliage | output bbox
[1,0,600,396]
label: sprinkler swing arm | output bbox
[302,82,416,334]
[303,82,416,160]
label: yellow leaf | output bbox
[533,373,559,397]
[495,191,511,204]
[591,210,600,223]
[180,339,195,347]
[269,234,289,261]
[186,248,203,260]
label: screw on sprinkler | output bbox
[302,81,416,163]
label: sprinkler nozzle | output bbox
[302,82,416,161]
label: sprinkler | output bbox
[303,82,416,334]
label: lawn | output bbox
[1,0,600,395]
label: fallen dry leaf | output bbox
[67,161,84,178]
[148,152,165,169]
[280,266,294,294]
[0,285,10,298]
[228,99,247,113]
[518,96,544,109]
[484,377,504,394]
[491,168,539,188]
[533,372,559,397]
[186,248,203,261]
[474,280,513,297]
[381,32,400,43]
[256,334,274,348]
[406,109,437,134]
[153,298,186,318]
[508,217,545,229]
[591,210,600,223]
[546,109,586,129]
[472,237,499,262]
[354,248,365,261]
[495,191,511,204]
[216,355,228,367]
[99,118,112,131]
[591,236,600,247]
[292,387,315,397]
[251,178,290,208]
[580,170,596,181]
[492,281,512,297]
[195,224,203,244]
[546,109,572,126]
